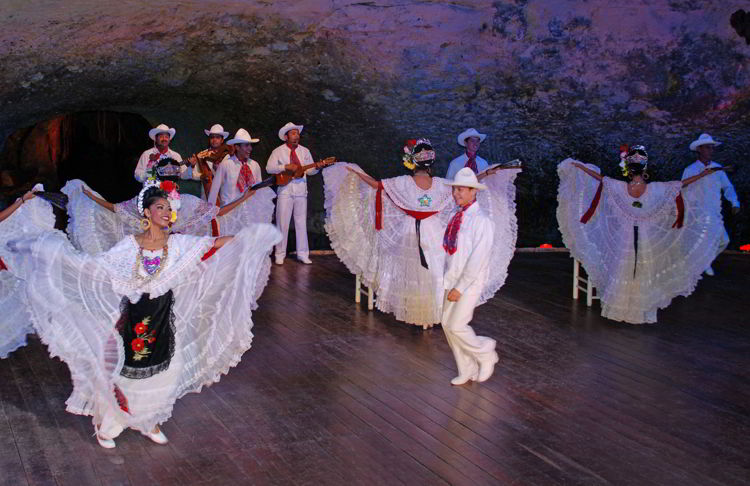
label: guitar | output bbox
[248,157,338,191]
[275,157,337,186]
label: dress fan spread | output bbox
[0,187,56,357]
[556,158,724,324]
[323,163,520,327]
[8,225,280,434]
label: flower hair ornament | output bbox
[618,144,648,177]
[402,138,436,170]
[136,179,181,226]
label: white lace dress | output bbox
[323,164,520,328]
[7,224,280,435]
[0,185,56,358]
[62,179,276,306]
[557,158,724,324]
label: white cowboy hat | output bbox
[204,124,229,139]
[446,167,487,190]
[689,133,722,151]
[457,128,487,147]
[278,122,304,141]
[148,123,176,141]
[226,128,260,145]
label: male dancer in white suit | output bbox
[441,167,499,385]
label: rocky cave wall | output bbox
[1,0,748,247]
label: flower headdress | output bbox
[402,138,435,170]
[136,179,181,224]
[618,144,648,177]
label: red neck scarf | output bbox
[287,143,301,166]
[464,151,478,173]
[443,201,474,255]
[236,158,255,193]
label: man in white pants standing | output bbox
[682,133,741,276]
[266,122,318,265]
[441,167,499,385]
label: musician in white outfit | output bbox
[266,122,318,265]
[441,168,499,386]
[445,128,490,180]
[681,133,740,276]
[208,129,262,206]
[134,124,198,183]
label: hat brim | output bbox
[445,181,487,190]
[690,140,721,151]
[226,138,260,145]
[149,128,176,141]
[278,125,304,141]
[458,131,487,147]
[204,129,229,138]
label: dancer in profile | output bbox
[557,145,726,324]
[8,181,280,448]
[323,138,520,328]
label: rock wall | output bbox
[0,0,748,247]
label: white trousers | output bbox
[275,194,309,260]
[441,288,496,377]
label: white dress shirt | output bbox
[207,155,262,205]
[134,148,190,183]
[265,144,317,197]
[443,202,495,294]
[681,160,740,208]
[446,153,490,181]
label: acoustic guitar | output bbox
[274,157,337,186]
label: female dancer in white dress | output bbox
[323,139,520,328]
[8,181,280,447]
[0,186,56,357]
[557,145,726,324]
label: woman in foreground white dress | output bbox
[323,138,521,328]
[8,181,280,448]
[0,186,56,358]
[557,145,725,324]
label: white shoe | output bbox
[450,365,478,386]
[275,257,285,265]
[142,427,168,445]
[298,257,312,264]
[704,266,715,276]
[477,352,499,383]
[94,426,116,449]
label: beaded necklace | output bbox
[133,237,169,283]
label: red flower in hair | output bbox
[131,338,145,352]
[619,144,629,154]
[405,139,417,148]
[160,181,177,193]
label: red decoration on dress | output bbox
[131,338,145,352]
[672,193,685,228]
[580,181,604,224]
[114,385,130,413]
[201,244,218,261]
[134,322,147,335]
[375,182,438,231]
[0,257,7,271]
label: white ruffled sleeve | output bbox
[323,163,378,279]
[475,166,521,305]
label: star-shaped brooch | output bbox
[418,194,432,207]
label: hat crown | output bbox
[209,124,224,132]
[454,167,479,183]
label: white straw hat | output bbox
[204,124,229,139]
[278,122,304,141]
[446,167,487,190]
[457,128,487,147]
[148,123,176,141]
[689,133,722,151]
[226,128,260,145]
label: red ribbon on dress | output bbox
[0,257,7,271]
[672,193,685,228]
[580,181,604,224]
[201,243,218,261]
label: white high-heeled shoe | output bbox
[94,426,116,449]
[142,427,168,445]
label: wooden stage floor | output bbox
[1,253,748,486]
